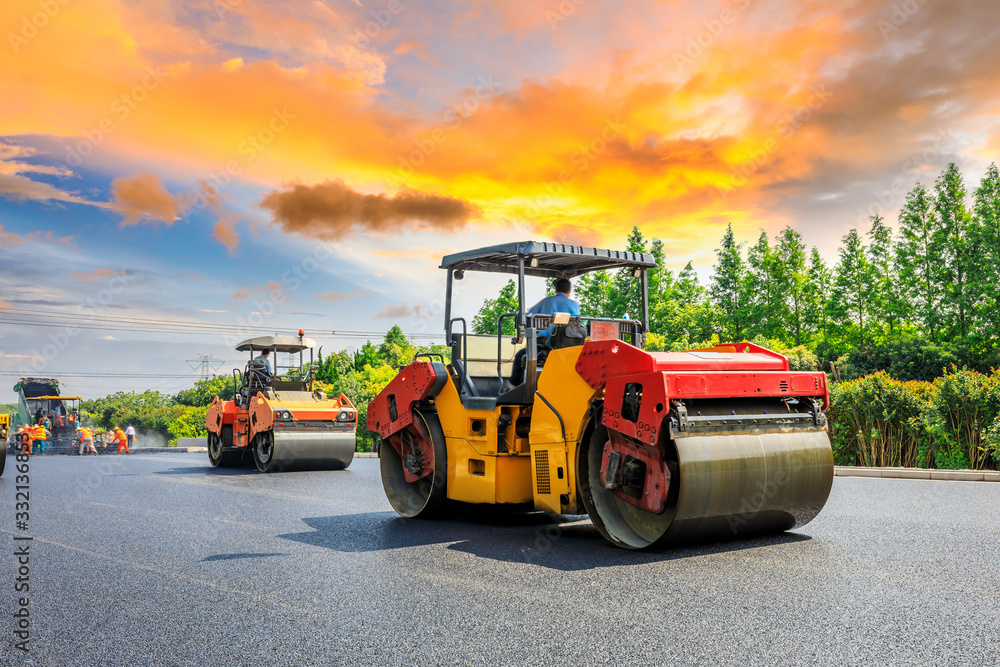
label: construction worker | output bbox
[53,404,64,427]
[77,426,97,456]
[125,424,136,450]
[18,426,32,456]
[115,426,129,454]
[32,424,49,455]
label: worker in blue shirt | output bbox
[251,349,273,384]
[509,278,579,386]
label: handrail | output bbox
[447,317,471,395]
[414,352,445,364]
[496,312,518,384]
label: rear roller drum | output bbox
[380,410,447,518]
[208,432,241,468]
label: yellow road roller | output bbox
[368,242,833,549]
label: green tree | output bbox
[896,182,941,340]
[973,163,1000,344]
[710,223,750,340]
[472,279,519,335]
[575,270,613,318]
[934,163,976,339]
[776,227,808,345]
[746,230,785,340]
[803,247,831,344]
[175,376,235,407]
[828,229,873,347]
[379,325,417,367]
[865,213,906,338]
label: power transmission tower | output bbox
[186,354,224,379]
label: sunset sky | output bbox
[1,0,997,397]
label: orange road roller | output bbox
[368,242,833,549]
[206,332,356,472]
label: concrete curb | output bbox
[127,447,208,454]
[355,452,378,458]
[836,466,1000,482]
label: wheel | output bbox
[578,421,677,550]
[253,431,279,472]
[0,445,6,477]
[209,426,243,468]
[208,432,225,467]
[380,409,448,518]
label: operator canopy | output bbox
[440,241,657,278]
[235,335,316,353]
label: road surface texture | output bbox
[1,453,997,666]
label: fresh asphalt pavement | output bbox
[0,452,998,666]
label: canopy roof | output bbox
[439,241,657,278]
[235,335,316,353]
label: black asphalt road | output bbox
[1,452,998,666]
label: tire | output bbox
[208,426,242,468]
[253,431,278,472]
[0,446,6,477]
[208,432,225,467]
[380,409,448,518]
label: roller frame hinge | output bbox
[668,400,688,436]
[808,398,827,428]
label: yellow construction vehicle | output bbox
[368,242,833,549]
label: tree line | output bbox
[473,162,1000,379]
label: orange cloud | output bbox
[2,0,998,258]
[212,218,240,256]
[26,230,77,248]
[111,172,183,226]
[69,268,124,282]
[316,289,377,302]
[231,281,285,302]
[372,301,432,320]
[260,180,480,239]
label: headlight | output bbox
[338,410,355,422]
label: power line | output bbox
[0,307,442,340]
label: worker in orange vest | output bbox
[18,426,32,455]
[77,426,97,456]
[115,427,129,454]
[32,424,49,455]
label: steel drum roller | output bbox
[269,429,355,471]
[584,425,833,549]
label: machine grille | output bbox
[535,450,551,494]
[779,380,789,392]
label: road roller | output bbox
[368,241,834,549]
[206,332,356,472]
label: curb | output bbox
[835,466,1000,482]
[127,447,208,454]
[355,452,378,458]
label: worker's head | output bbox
[260,349,270,357]
[554,278,572,295]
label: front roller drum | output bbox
[380,410,448,518]
[253,430,355,472]
[580,423,834,549]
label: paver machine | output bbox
[368,241,834,549]
[206,332,356,472]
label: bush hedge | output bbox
[828,368,1000,470]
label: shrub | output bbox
[837,337,961,382]
[827,372,935,468]
[167,406,208,446]
[924,369,1000,470]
